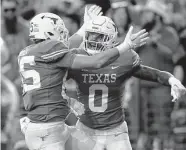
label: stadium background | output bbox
[1,0,186,150]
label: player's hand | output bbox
[124,26,149,49]
[77,5,103,37]
[19,116,30,134]
[70,98,85,116]
[169,77,186,102]
[84,5,103,23]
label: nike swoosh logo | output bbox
[111,66,119,69]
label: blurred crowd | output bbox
[1,0,186,150]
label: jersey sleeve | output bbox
[55,48,79,68]
[39,40,69,63]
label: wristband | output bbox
[116,43,130,55]
[168,76,179,86]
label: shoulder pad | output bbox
[25,40,69,63]
[39,40,68,62]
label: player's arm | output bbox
[68,22,87,49]
[68,32,83,49]
[71,48,119,69]
[133,65,173,86]
[56,46,119,69]
[133,65,186,101]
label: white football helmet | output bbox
[84,16,118,55]
[29,13,69,47]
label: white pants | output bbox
[20,117,70,150]
[71,121,132,150]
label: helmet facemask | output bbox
[84,31,117,55]
[84,16,118,55]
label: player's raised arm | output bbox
[69,5,103,49]
[133,65,186,102]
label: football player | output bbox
[18,5,149,150]
[66,16,186,150]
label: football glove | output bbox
[168,77,186,102]
[84,5,103,24]
[69,97,85,116]
[76,5,103,37]
[19,116,30,134]
[117,26,149,53]
[126,26,149,49]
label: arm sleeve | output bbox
[69,34,83,49]
[133,64,173,86]
[56,49,78,68]
[40,41,69,63]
